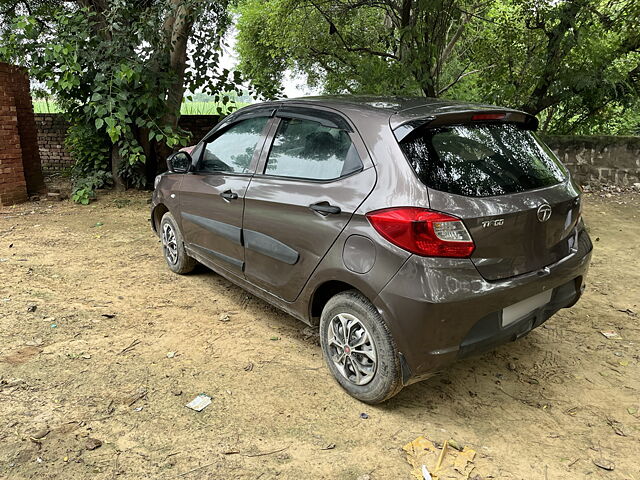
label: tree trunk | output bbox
[155,1,194,165]
[111,146,125,191]
[162,2,193,131]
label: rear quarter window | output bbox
[264,117,362,181]
[400,123,567,197]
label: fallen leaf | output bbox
[606,418,627,437]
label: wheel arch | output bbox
[151,203,170,234]
[309,280,371,326]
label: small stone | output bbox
[166,351,176,358]
[593,458,614,471]
[84,438,103,451]
[219,313,230,322]
[30,428,49,440]
[27,305,37,313]
[507,362,517,371]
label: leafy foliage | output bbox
[235,0,640,134]
[235,0,481,98]
[454,0,640,134]
[0,0,243,187]
[71,171,113,205]
[65,123,111,176]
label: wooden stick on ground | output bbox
[435,440,448,472]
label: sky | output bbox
[218,25,319,100]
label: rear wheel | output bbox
[320,290,402,404]
[160,212,196,274]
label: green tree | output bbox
[235,0,488,98]
[457,0,640,134]
[235,0,640,134]
[0,0,241,189]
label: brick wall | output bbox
[543,135,640,187]
[0,62,44,206]
[35,114,75,173]
[11,68,45,194]
[31,113,640,188]
[35,114,220,173]
[179,115,219,144]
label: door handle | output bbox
[220,190,239,200]
[309,202,341,215]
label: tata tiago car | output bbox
[151,96,592,403]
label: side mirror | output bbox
[167,151,193,174]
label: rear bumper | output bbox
[373,228,592,384]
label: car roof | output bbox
[237,95,527,131]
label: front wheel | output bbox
[320,290,403,404]
[160,212,197,274]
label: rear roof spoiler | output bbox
[392,110,539,142]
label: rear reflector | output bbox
[366,207,475,258]
[471,113,506,121]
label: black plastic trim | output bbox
[244,229,300,265]
[276,106,353,132]
[188,244,244,270]
[181,212,241,246]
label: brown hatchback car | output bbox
[151,96,592,403]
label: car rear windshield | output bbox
[399,123,567,197]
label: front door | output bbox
[242,110,376,302]
[179,116,271,275]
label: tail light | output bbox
[366,207,475,258]
[471,113,506,121]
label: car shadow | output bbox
[191,266,558,412]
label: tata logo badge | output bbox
[537,203,552,222]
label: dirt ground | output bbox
[0,189,639,480]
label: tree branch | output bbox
[437,64,494,96]
[307,0,399,60]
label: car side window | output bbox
[264,117,362,180]
[199,117,269,174]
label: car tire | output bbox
[320,290,403,404]
[160,212,196,274]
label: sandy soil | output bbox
[0,190,638,480]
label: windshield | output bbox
[400,123,567,197]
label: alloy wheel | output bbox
[162,223,178,265]
[327,313,377,385]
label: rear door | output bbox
[399,122,581,280]
[179,115,271,275]
[242,107,376,301]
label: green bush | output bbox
[65,123,111,176]
[71,171,113,205]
